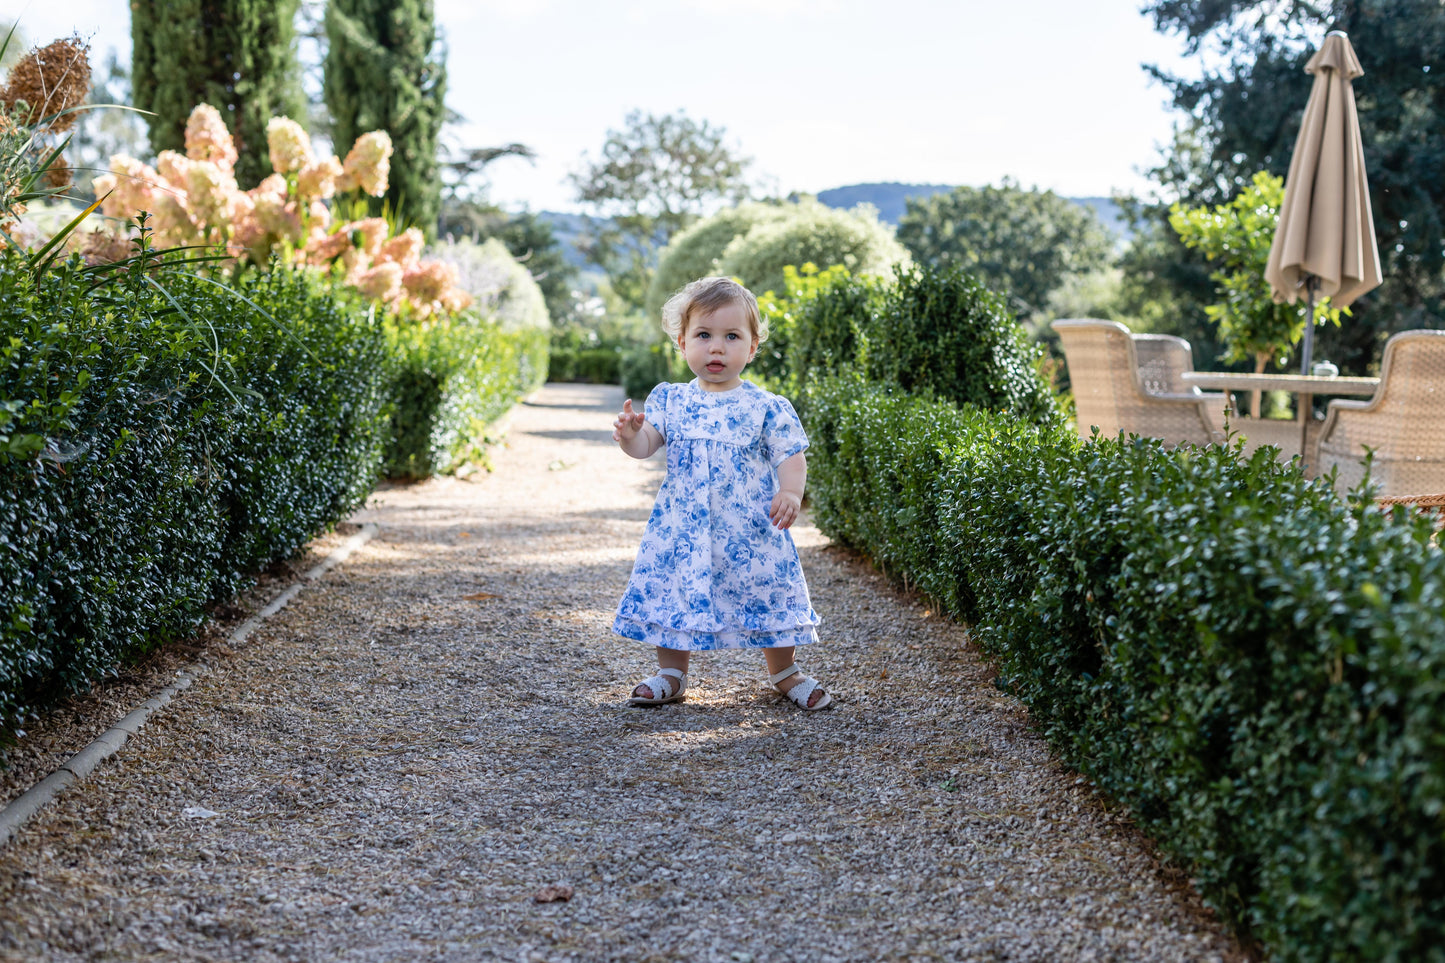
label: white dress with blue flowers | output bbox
[614,379,821,651]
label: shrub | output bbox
[0,249,389,730]
[619,341,690,403]
[762,263,1060,427]
[870,264,1061,425]
[644,202,791,318]
[547,347,621,385]
[716,200,909,301]
[384,317,547,478]
[803,373,1445,960]
[427,236,550,332]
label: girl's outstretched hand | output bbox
[769,490,801,530]
[613,398,646,442]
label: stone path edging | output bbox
[0,521,379,849]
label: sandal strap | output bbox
[783,675,820,708]
[642,668,686,700]
[768,664,801,686]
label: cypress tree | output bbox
[130,0,305,187]
[323,0,446,236]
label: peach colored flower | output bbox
[349,217,390,256]
[185,161,239,231]
[305,228,352,265]
[253,193,304,243]
[184,104,237,171]
[308,200,332,231]
[376,227,424,270]
[402,261,460,310]
[354,262,403,301]
[296,155,343,201]
[266,117,313,174]
[155,150,193,190]
[95,155,161,221]
[339,131,392,197]
[249,173,288,200]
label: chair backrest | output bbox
[1320,329,1445,494]
[1131,333,1196,395]
[1052,318,1218,446]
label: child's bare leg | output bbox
[764,646,826,708]
[633,647,689,700]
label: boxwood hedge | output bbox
[0,249,390,732]
[804,373,1445,961]
[383,318,547,478]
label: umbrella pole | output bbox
[1299,276,1318,466]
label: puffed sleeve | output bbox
[760,394,809,467]
[642,382,670,443]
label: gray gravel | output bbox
[0,383,1246,962]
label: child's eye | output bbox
[726,332,739,340]
[696,331,710,339]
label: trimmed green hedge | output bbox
[0,251,390,730]
[384,318,547,478]
[547,346,620,385]
[804,373,1445,960]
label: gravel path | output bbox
[0,383,1245,962]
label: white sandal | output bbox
[769,664,833,711]
[628,667,688,706]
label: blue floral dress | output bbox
[614,379,821,651]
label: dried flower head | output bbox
[184,104,238,171]
[0,35,92,132]
[266,117,313,175]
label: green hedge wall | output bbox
[546,346,620,386]
[384,318,547,478]
[804,373,1445,961]
[0,252,390,730]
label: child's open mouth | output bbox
[707,362,725,372]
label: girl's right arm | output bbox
[613,398,664,459]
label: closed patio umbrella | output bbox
[1264,30,1382,375]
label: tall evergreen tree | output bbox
[131,0,305,187]
[324,0,446,235]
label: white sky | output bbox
[4,0,1199,212]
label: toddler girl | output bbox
[611,276,832,710]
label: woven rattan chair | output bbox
[1053,319,1228,447]
[1316,329,1445,496]
[1131,332,1231,432]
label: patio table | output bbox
[1180,371,1380,461]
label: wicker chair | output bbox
[1131,332,1231,432]
[1053,319,1228,447]
[1316,329,1445,496]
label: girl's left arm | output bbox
[769,452,807,530]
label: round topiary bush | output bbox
[716,200,910,301]
[644,202,790,319]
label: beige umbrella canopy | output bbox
[1264,30,1383,374]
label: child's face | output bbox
[678,301,758,392]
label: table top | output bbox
[1181,371,1380,395]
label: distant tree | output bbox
[897,180,1112,324]
[131,0,305,187]
[569,110,752,309]
[324,0,447,235]
[1141,0,1445,371]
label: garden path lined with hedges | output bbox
[0,384,1242,963]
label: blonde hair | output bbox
[660,276,769,345]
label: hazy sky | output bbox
[5,0,1201,212]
